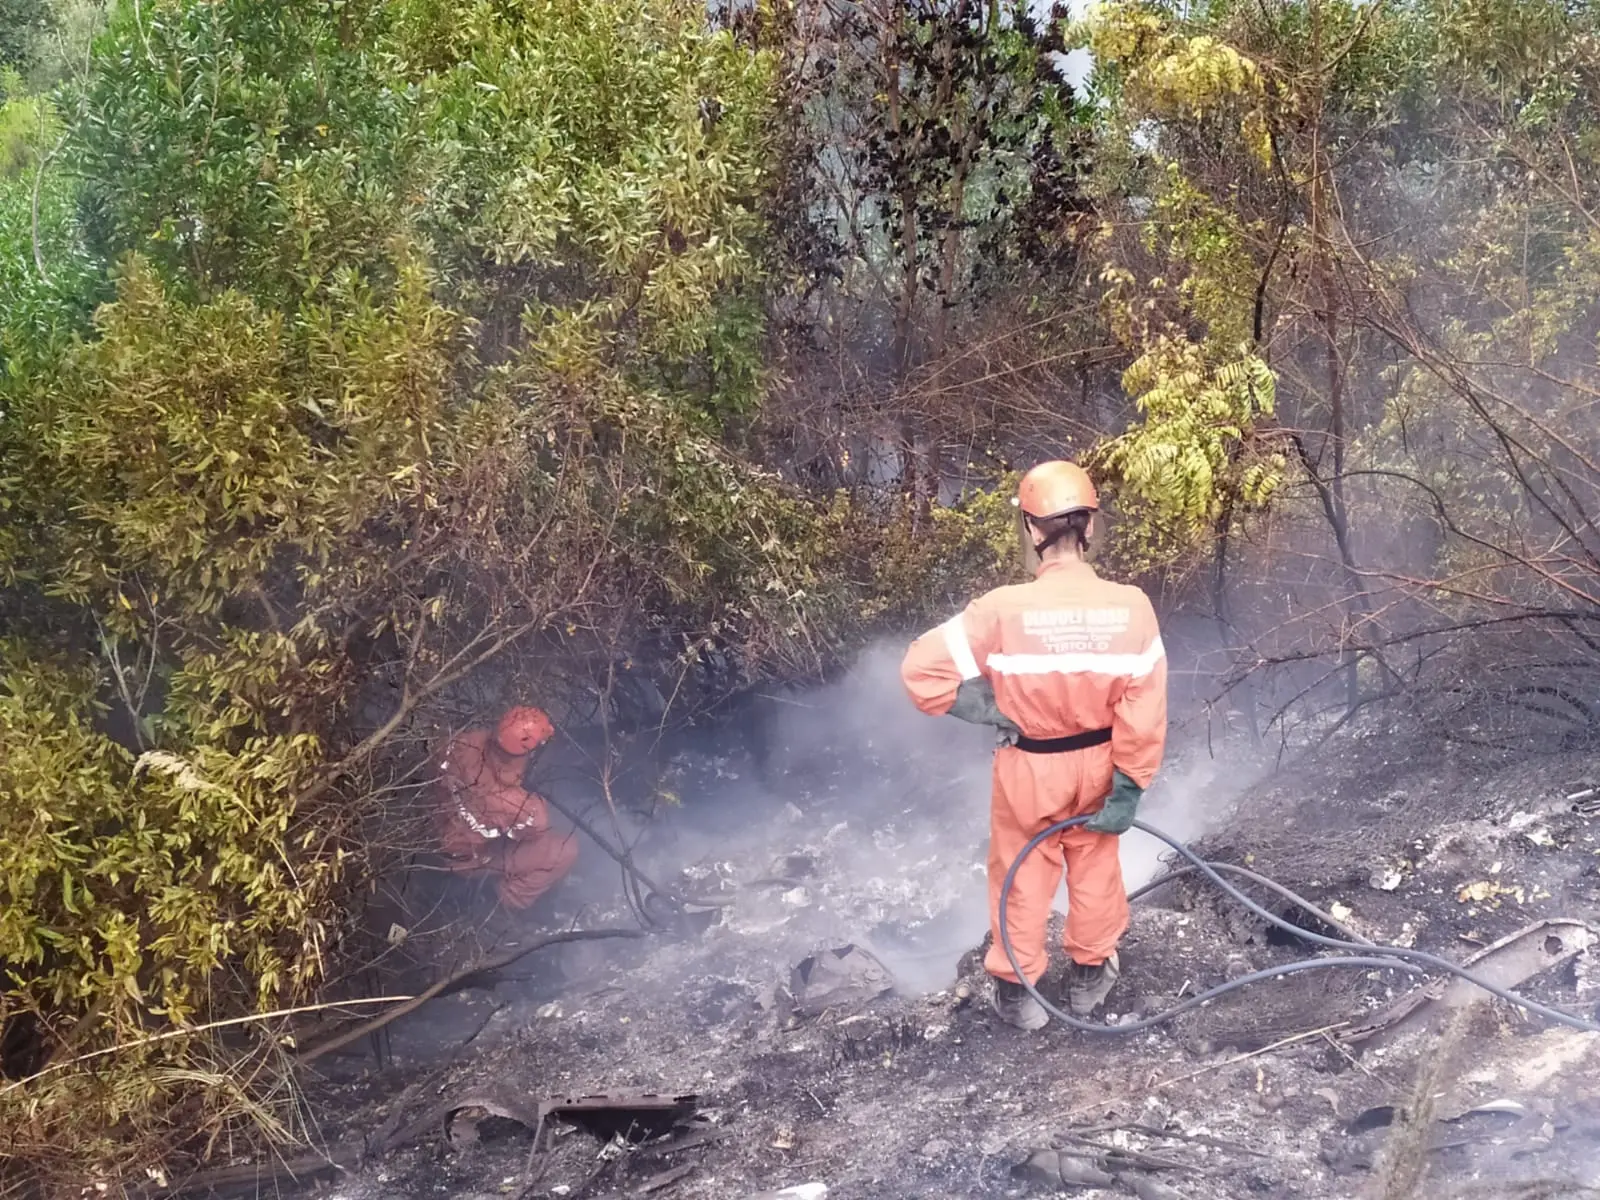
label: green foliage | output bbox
[401,0,776,415]
[0,637,333,1021]
[73,0,416,306]
[790,0,1082,371]
[0,0,842,1186]
[1100,338,1280,512]
[28,0,1600,1185]
[863,480,1024,624]
[1090,337,1281,574]
[15,253,460,614]
[1141,168,1262,346]
[1061,5,1295,573]
[71,0,777,412]
[1073,0,1600,733]
[0,254,474,1182]
[0,0,54,74]
[0,85,101,415]
[1074,4,1272,166]
[0,69,42,167]
[866,4,1065,280]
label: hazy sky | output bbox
[1038,0,1096,90]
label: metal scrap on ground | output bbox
[785,944,896,1018]
[1343,918,1596,1047]
[545,1093,701,1143]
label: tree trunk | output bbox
[885,0,918,377]
[1306,0,1369,714]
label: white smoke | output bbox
[751,639,1253,990]
[533,635,1256,997]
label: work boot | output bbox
[1067,952,1120,1017]
[991,977,1049,1032]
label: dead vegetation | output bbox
[196,702,1600,1200]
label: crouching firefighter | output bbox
[435,706,579,910]
[900,462,1168,1030]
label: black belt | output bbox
[1013,727,1112,754]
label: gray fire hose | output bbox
[998,816,1600,1033]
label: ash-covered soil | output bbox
[279,664,1600,1200]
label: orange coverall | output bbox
[901,559,1167,983]
[436,729,577,909]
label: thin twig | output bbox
[153,1141,363,1196]
[1074,1121,1271,1159]
[1154,1022,1349,1091]
[30,125,68,283]
[517,1110,553,1199]
[1321,1030,1375,1077]
[537,778,733,910]
[296,928,644,1064]
[2,996,411,1096]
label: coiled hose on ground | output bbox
[997,816,1600,1034]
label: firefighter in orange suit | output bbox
[436,706,578,910]
[901,462,1168,1030]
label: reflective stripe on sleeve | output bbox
[457,802,502,839]
[457,802,539,839]
[941,614,982,681]
[987,635,1165,680]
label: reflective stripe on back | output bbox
[987,636,1165,680]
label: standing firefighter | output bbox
[901,462,1168,1030]
[436,706,578,910]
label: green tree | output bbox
[397,0,777,417]
[0,0,53,75]
[751,0,1101,511]
[0,0,901,1187]
[1072,0,1600,736]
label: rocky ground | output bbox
[263,660,1600,1200]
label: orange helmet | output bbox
[1016,460,1097,520]
[495,706,554,756]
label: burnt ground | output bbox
[275,670,1600,1200]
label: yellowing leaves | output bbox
[1241,107,1274,172]
[423,0,773,408]
[1076,4,1272,158]
[1095,337,1282,547]
[1136,34,1261,117]
[1457,879,1525,907]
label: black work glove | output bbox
[946,677,1022,745]
[1084,768,1143,835]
